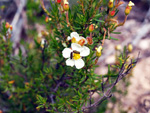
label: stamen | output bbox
[73,53,81,60]
[78,39,85,46]
[71,37,77,43]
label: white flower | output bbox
[41,39,46,49]
[62,43,90,69]
[128,1,135,7]
[67,32,87,46]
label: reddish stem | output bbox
[66,11,69,25]
[90,32,92,39]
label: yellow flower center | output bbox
[73,53,81,60]
[71,37,77,43]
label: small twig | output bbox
[116,15,127,27]
[40,0,51,17]
[10,63,27,81]
[50,94,55,104]
[66,11,69,25]
[81,75,89,84]
[82,52,139,111]
[80,0,85,15]
[102,28,107,46]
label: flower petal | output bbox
[62,48,72,58]
[84,38,88,44]
[66,58,75,67]
[75,59,85,69]
[80,46,90,57]
[82,37,87,44]
[67,36,72,41]
[71,32,80,41]
[77,36,84,42]
[71,43,82,52]
[71,32,79,38]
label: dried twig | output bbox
[82,52,139,111]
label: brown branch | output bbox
[10,63,27,81]
[102,28,107,46]
[40,0,54,18]
[116,15,128,27]
[82,52,140,111]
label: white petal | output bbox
[41,39,46,45]
[62,48,72,58]
[66,58,75,67]
[75,59,85,69]
[71,43,82,52]
[76,36,83,42]
[80,46,90,57]
[84,39,87,44]
[71,32,81,41]
[79,36,87,44]
[71,32,79,38]
[62,43,67,47]
[67,36,72,41]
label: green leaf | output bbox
[112,32,121,34]
[93,19,104,23]
[110,36,119,40]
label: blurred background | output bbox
[0,0,150,112]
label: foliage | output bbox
[0,0,137,112]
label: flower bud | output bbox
[8,80,15,84]
[57,0,61,4]
[115,45,121,51]
[89,24,94,32]
[109,10,115,16]
[5,22,10,29]
[108,0,114,9]
[10,25,13,31]
[125,1,134,15]
[86,37,93,45]
[128,44,133,52]
[63,2,69,11]
[45,16,49,23]
[95,46,102,57]
[125,6,131,15]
